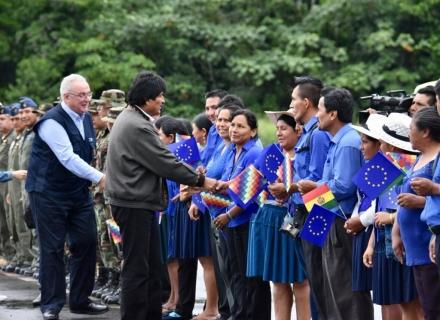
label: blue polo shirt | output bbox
[319,124,363,216]
[420,154,440,226]
[220,138,263,227]
[293,116,331,205]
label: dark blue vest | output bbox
[25,104,96,199]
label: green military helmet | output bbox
[89,99,105,114]
[101,106,124,123]
[100,89,126,109]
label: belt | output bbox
[429,225,440,235]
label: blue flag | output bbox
[192,193,207,214]
[254,144,284,183]
[353,152,404,200]
[358,190,374,212]
[168,137,201,165]
[299,204,336,247]
[378,186,399,211]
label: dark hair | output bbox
[435,79,440,97]
[176,118,192,136]
[205,89,228,100]
[277,114,296,130]
[218,104,242,120]
[217,94,245,109]
[154,115,173,130]
[127,70,166,107]
[193,113,212,134]
[159,117,183,142]
[417,85,436,106]
[231,109,258,136]
[292,76,323,108]
[322,88,354,123]
[412,106,440,142]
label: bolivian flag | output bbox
[302,183,338,212]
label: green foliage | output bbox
[1,0,439,117]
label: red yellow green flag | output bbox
[302,183,338,213]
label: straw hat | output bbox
[264,111,295,125]
[350,113,386,141]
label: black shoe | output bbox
[42,310,59,320]
[32,293,41,307]
[70,302,109,315]
[104,288,120,304]
[24,267,34,277]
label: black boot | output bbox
[92,267,109,297]
[101,270,120,301]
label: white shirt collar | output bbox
[61,101,85,121]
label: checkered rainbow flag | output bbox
[277,155,294,191]
[200,192,234,209]
[227,164,266,208]
[106,218,122,245]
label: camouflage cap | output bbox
[100,89,126,109]
[37,103,53,115]
[102,106,124,123]
[89,99,105,114]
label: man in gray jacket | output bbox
[105,70,218,320]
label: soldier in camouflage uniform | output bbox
[3,103,27,272]
[0,105,18,267]
[92,90,125,304]
[16,97,40,272]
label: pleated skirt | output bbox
[247,204,307,284]
[372,228,417,305]
[172,200,212,259]
[352,227,373,291]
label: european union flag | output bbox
[192,193,207,214]
[358,190,373,212]
[378,186,399,211]
[255,144,284,183]
[354,152,404,200]
[168,137,201,165]
[299,204,336,247]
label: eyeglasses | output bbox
[68,91,93,99]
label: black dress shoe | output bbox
[42,310,59,320]
[4,263,17,272]
[70,302,109,315]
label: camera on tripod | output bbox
[358,90,413,125]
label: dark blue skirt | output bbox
[166,215,176,260]
[247,204,307,284]
[352,227,373,291]
[159,213,169,264]
[172,200,212,259]
[372,227,417,305]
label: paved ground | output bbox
[0,265,381,319]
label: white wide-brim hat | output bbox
[368,112,419,153]
[264,110,296,125]
[351,113,387,141]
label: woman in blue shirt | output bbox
[392,107,440,319]
[248,112,309,320]
[214,109,270,319]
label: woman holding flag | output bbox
[248,112,310,320]
[213,109,270,319]
[354,114,421,320]
[391,108,440,319]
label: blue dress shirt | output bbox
[319,124,363,215]
[220,138,263,227]
[0,171,13,182]
[38,102,103,184]
[420,154,440,226]
[204,126,222,163]
[293,116,331,204]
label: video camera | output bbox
[358,90,413,125]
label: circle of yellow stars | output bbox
[307,215,328,236]
[265,154,279,174]
[176,144,193,162]
[364,165,388,188]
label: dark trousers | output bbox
[112,206,162,320]
[211,222,232,319]
[321,218,373,320]
[29,191,96,313]
[226,223,271,320]
[413,263,440,320]
[435,235,440,277]
[175,258,198,318]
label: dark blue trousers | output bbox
[29,191,97,313]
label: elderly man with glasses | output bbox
[25,74,107,320]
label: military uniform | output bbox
[0,129,15,259]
